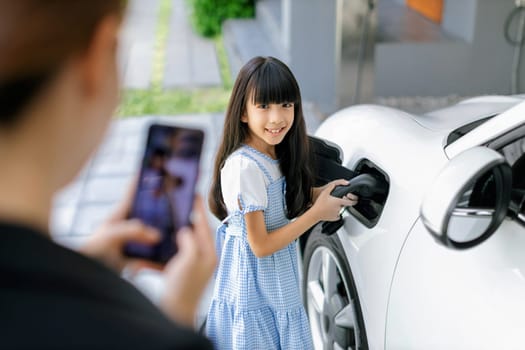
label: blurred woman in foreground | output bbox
[0,1,215,348]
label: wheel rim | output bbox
[306,246,361,350]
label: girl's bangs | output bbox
[248,62,299,105]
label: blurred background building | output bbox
[223,0,525,114]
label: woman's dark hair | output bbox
[0,0,127,127]
[209,56,313,220]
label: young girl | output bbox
[206,56,357,349]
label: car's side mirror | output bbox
[421,147,512,249]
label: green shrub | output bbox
[190,0,254,37]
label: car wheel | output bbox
[303,227,368,350]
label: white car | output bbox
[301,96,525,350]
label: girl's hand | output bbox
[310,179,358,222]
[312,184,328,203]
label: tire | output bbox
[302,226,368,350]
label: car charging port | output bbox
[321,159,390,234]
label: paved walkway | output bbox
[119,0,222,89]
[164,0,222,88]
[119,0,159,89]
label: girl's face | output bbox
[241,98,294,156]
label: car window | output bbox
[455,134,525,210]
[497,135,525,188]
[447,130,525,234]
[500,137,525,217]
[501,137,525,165]
[445,116,494,146]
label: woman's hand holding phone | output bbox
[80,178,164,273]
[82,181,217,328]
[161,196,217,327]
[81,123,215,327]
[81,218,162,273]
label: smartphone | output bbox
[124,123,205,264]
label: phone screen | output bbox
[124,124,204,264]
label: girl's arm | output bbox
[245,179,356,257]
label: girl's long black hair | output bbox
[209,56,313,220]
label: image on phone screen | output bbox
[124,124,204,264]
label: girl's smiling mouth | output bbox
[265,127,285,135]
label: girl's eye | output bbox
[257,104,269,109]
[282,103,294,108]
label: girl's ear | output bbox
[241,114,248,123]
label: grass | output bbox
[118,87,231,115]
[117,0,232,117]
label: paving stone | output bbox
[119,0,160,89]
[164,0,222,88]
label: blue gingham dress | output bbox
[206,145,313,350]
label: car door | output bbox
[386,122,525,349]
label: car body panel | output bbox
[314,97,525,349]
[386,219,525,349]
[446,100,525,158]
[417,96,522,132]
[316,105,448,348]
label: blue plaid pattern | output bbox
[206,146,313,349]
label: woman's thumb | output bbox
[175,227,197,258]
[114,221,160,244]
